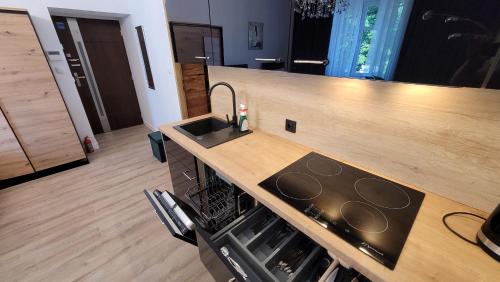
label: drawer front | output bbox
[167,155,195,198]
[206,207,335,282]
[163,134,197,171]
[163,136,198,199]
[197,229,234,282]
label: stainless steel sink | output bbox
[174,117,252,148]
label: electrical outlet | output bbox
[285,119,297,133]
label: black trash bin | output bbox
[148,131,166,163]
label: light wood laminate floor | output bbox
[0,125,214,282]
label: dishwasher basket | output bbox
[186,175,236,232]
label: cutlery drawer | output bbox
[230,207,279,244]
[208,207,336,282]
[247,220,296,261]
[264,233,320,282]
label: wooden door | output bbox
[0,11,86,171]
[51,16,104,134]
[77,18,143,131]
[0,108,34,180]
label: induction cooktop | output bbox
[258,152,425,269]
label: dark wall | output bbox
[394,0,500,89]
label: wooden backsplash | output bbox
[208,66,500,212]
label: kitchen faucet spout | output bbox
[208,82,237,127]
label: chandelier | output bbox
[294,0,349,19]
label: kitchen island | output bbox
[160,113,499,282]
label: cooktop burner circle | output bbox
[275,172,323,201]
[306,157,342,176]
[354,178,411,209]
[340,201,389,233]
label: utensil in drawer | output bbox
[285,251,306,274]
[277,239,316,276]
[267,225,294,249]
[278,249,303,272]
[220,246,248,280]
[250,214,275,234]
[290,242,315,272]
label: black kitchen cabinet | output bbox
[144,156,355,281]
[195,206,339,281]
[163,134,198,200]
[203,0,500,90]
[197,229,234,281]
[289,13,332,75]
[144,187,341,281]
[164,0,222,66]
[207,0,292,71]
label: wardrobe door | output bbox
[0,108,34,180]
[0,11,86,171]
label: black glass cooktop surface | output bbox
[258,152,425,269]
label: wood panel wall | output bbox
[208,66,500,212]
[0,109,34,180]
[180,64,209,118]
[0,11,85,171]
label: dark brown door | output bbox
[170,22,223,66]
[51,16,104,134]
[77,18,143,130]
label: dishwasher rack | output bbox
[186,175,236,232]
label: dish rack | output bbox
[186,175,236,232]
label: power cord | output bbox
[442,212,486,246]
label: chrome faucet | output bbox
[208,82,237,127]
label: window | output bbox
[326,0,413,80]
[354,3,380,74]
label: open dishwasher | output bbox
[145,162,368,281]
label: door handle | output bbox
[182,170,196,181]
[73,72,86,87]
[221,247,248,280]
[194,56,210,60]
[68,58,80,62]
[255,58,282,63]
[293,59,329,66]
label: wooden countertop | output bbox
[160,114,499,282]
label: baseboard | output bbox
[0,158,89,189]
[143,121,156,131]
